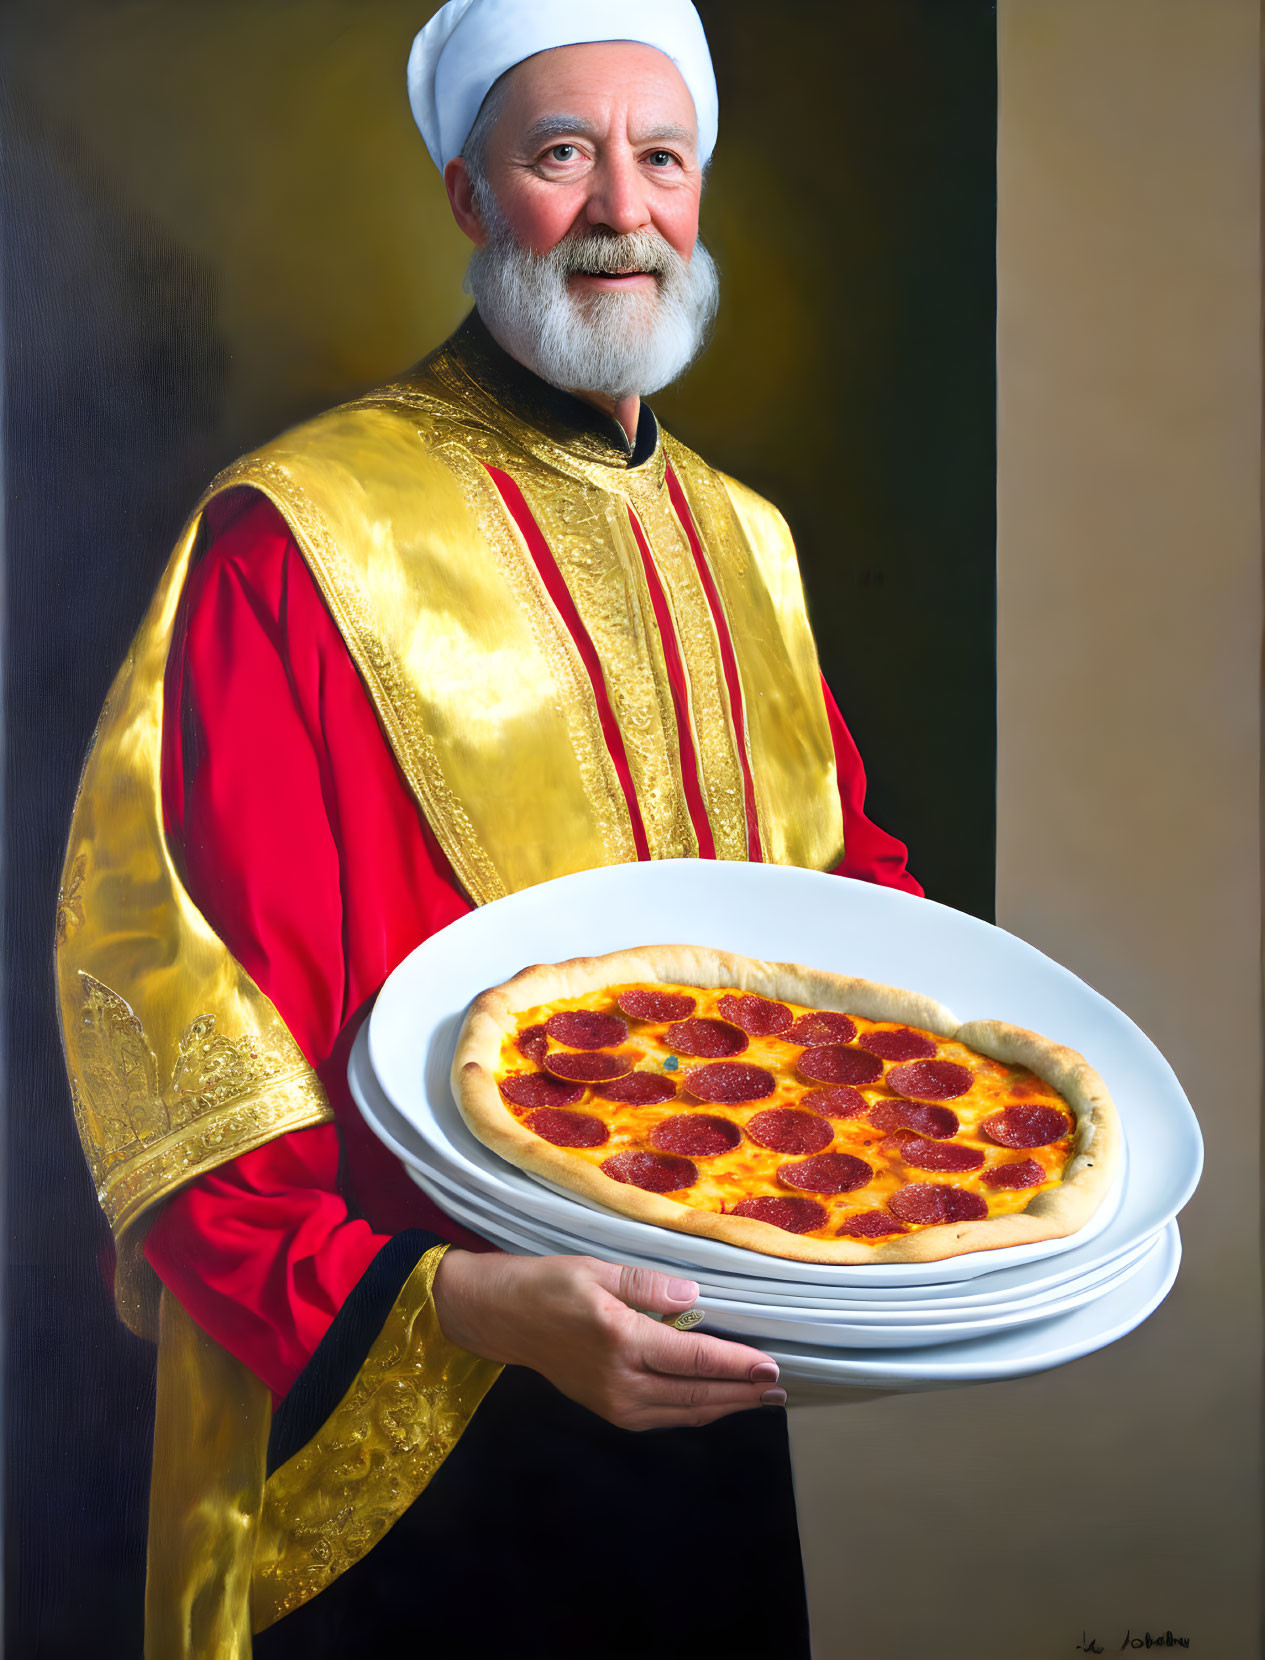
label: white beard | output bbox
[464,203,720,402]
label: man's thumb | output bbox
[612,1263,699,1316]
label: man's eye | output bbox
[647,151,677,167]
[549,144,577,162]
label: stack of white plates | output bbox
[355,862,1202,1391]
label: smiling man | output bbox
[56,3,920,1656]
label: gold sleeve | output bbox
[143,1251,502,1656]
[55,512,333,1338]
[252,1246,502,1631]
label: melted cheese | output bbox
[496,983,1075,1245]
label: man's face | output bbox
[448,42,718,404]
[476,41,704,279]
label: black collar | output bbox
[447,309,660,469]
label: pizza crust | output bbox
[451,945,1122,1265]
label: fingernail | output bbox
[667,1278,698,1302]
[750,1362,779,1383]
[761,1388,788,1406]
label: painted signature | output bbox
[1075,1635,1191,1652]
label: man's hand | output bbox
[432,1250,785,1430]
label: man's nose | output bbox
[583,149,651,236]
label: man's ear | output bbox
[445,157,488,246]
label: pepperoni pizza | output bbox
[451,946,1120,1264]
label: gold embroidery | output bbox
[171,1014,290,1125]
[208,452,509,909]
[521,475,698,858]
[67,969,330,1236]
[252,1247,502,1630]
[666,441,846,872]
[630,485,751,860]
[75,972,164,1157]
[429,436,637,867]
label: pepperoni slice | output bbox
[857,1026,938,1062]
[888,1183,989,1225]
[666,1017,749,1058]
[867,1101,960,1139]
[618,988,697,1023]
[777,1152,872,1194]
[683,1062,776,1104]
[544,1050,634,1083]
[651,1114,742,1158]
[525,1108,610,1148]
[797,1045,884,1087]
[982,1157,1047,1190]
[886,1059,973,1101]
[787,1010,857,1046]
[732,1195,829,1234]
[516,1024,549,1066]
[801,1085,868,1120]
[601,1150,698,1193]
[892,1131,986,1173]
[545,1010,628,1050]
[835,1210,910,1239]
[746,1108,834,1156]
[499,1072,586,1110]
[715,993,793,1037]
[594,1072,678,1105]
[981,1104,1072,1149]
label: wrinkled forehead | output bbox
[492,42,700,151]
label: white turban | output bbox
[407,0,718,173]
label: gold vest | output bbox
[56,316,845,1337]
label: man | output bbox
[56,3,920,1654]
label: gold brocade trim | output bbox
[56,515,335,1336]
[664,439,847,873]
[628,489,752,860]
[372,341,754,863]
[203,454,508,909]
[419,338,671,494]
[516,472,698,859]
[70,970,324,1195]
[252,1247,503,1632]
[429,436,636,866]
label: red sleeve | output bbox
[823,677,924,896]
[145,491,475,1398]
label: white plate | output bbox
[761,1221,1182,1388]
[689,1233,1162,1347]
[361,863,1195,1288]
[366,863,1199,1283]
[352,1031,1155,1315]
[406,1155,1162,1346]
[398,1126,1153,1322]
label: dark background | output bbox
[2,2,995,1650]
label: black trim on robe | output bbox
[256,1363,811,1660]
[449,308,661,467]
[267,1229,442,1474]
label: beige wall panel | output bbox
[790,3,1262,1655]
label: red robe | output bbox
[145,490,922,1400]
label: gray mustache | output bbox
[560,233,676,278]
